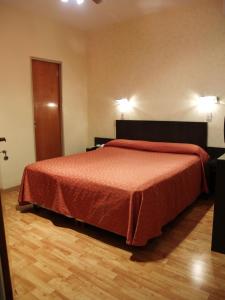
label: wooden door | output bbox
[32,59,62,161]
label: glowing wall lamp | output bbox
[115,98,132,119]
[198,96,219,122]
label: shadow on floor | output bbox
[23,196,214,262]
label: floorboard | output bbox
[2,190,225,300]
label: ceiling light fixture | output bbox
[76,0,85,4]
[61,0,85,4]
[61,0,102,5]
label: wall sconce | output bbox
[198,96,219,122]
[115,98,132,119]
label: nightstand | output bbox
[95,137,114,145]
[206,159,217,193]
[86,146,98,152]
[211,153,225,254]
[86,137,114,152]
[206,147,225,193]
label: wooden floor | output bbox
[2,190,225,300]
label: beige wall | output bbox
[0,4,88,189]
[88,0,225,147]
[1,0,225,189]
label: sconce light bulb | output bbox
[198,96,218,113]
[116,98,132,113]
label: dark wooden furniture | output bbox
[93,121,208,150]
[207,147,225,159]
[211,154,225,254]
[206,147,225,193]
[94,137,114,146]
[0,195,13,300]
[116,120,207,149]
[86,146,98,152]
[86,137,114,152]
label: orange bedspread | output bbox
[19,140,209,246]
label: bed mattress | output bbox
[19,139,209,246]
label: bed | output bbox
[19,120,209,246]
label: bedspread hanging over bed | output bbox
[19,139,209,246]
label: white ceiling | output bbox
[0,0,195,31]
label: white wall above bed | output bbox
[87,0,225,148]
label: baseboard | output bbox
[1,185,20,193]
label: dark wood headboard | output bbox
[116,120,208,149]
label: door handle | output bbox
[0,150,8,160]
[0,137,6,142]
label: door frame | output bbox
[30,57,64,161]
